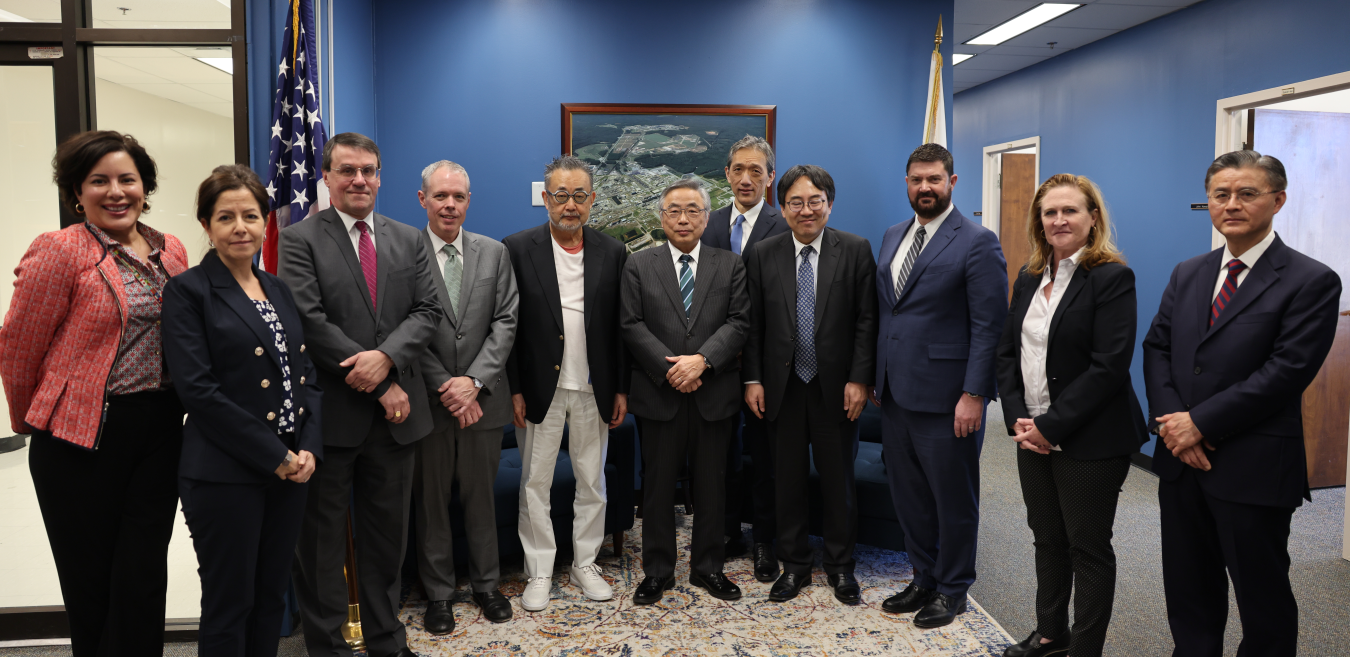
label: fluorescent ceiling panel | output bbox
[952,54,975,65]
[196,57,232,74]
[965,3,1082,46]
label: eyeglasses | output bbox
[661,207,706,219]
[786,197,827,211]
[548,190,592,205]
[332,165,380,181]
[1207,189,1278,205]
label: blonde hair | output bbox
[1024,173,1125,276]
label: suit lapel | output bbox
[895,215,957,306]
[527,226,565,333]
[656,243,687,320]
[706,207,732,251]
[1203,240,1284,341]
[422,228,458,327]
[877,218,911,308]
[776,236,798,328]
[456,232,482,325]
[204,253,283,371]
[260,273,306,363]
[812,229,841,333]
[1193,249,1224,341]
[744,204,779,248]
[582,227,605,330]
[1047,265,1089,345]
[686,247,717,326]
[321,211,375,319]
[373,214,393,323]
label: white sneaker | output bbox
[522,576,551,612]
[570,563,614,601]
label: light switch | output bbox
[531,181,544,206]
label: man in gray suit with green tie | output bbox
[411,161,519,635]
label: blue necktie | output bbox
[795,245,817,382]
[678,254,694,318]
[730,214,745,256]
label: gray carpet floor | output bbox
[973,400,1350,657]
[5,399,1348,656]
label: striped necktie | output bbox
[1210,259,1247,327]
[442,243,462,317]
[894,225,926,301]
[678,253,694,318]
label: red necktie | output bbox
[355,220,377,310]
[1210,258,1246,327]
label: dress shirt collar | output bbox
[911,203,954,237]
[336,207,374,234]
[670,240,701,265]
[428,226,464,255]
[792,229,825,258]
[1221,228,1276,271]
[732,198,765,225]
[1042,247,1085,285]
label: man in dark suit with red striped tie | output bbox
[1143,150,1341,657]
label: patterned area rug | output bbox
[397,515,1013,656]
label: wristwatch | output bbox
[280,452,294,469]
[965,391,982,398]
[701,355,712,371]
[471,377,483,389]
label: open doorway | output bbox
[980,137,1039,298]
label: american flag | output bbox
[262,0,327,273]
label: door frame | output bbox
[1213,70,1350,249]
[980,136,1040,236]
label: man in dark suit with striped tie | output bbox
[621,179,751,605]
[1144,151,1341,657]
[701,136,790,580]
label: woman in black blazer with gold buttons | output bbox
[162,165,323,657]
[995,174,1148,657]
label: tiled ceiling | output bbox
[954,0,1204,93]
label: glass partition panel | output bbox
[0,1,61,23]
[92,0,229,29]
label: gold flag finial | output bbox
[934,15,943,51]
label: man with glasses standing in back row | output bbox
[280,132,442,657]
[503,155,629,613]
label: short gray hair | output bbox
[1205,150,1287,192]
[544,155,593,190]
[725,135,775,173]
[660,178,711,212]
[420,160,470,194]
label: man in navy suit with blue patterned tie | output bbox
[874,143,1008,629]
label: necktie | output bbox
[355,220,377,310]
[442,243,462,317]
[1210,259,1247,327]
[730,214,746,256]
[795,245,817,382]
[894,225,927,301]
[678,254,695,318]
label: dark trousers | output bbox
[723,408,775,543]
[293,412,416,657]
[1017,449,1130,657]
[180,472,308,657]
[1160,467,1298,657]
[770,376,858,576]
[28,390,184,657]
[639,396,732,578]
[881,397,984,597]
[413,423,502,599]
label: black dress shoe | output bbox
[882,582,936,614]
[768,571,809,602]
[422,600,454,635]
[752,543,780,583]
[826,573,861,605]
[724,535,748,558]
[690,570,743,600]
[632,575,674,605]
[473,590,513,623]
[1003,631,1071,657]
[913,592,967,629]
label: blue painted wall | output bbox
[367,0,954,250]
[951,0,1350,455]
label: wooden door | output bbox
[1302,312,1350,488]
[999,153,1037,299]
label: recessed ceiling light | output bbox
[952,54,975,65]
[964,3,1082,46]
[196,57,233,74]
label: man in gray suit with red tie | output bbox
[701,136,789,581]
[279,132,441,657]
[1144,151,1341,657]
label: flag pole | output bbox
[924,16,944,145]
[341,510,365,650]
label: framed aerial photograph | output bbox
[562,103,776,252]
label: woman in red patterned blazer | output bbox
[0,130,190,656]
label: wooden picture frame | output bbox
[561,103,777,252]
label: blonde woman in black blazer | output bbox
[995,174,1147,657]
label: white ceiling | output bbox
[954,0,1204,93]
[0,0,229,28]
